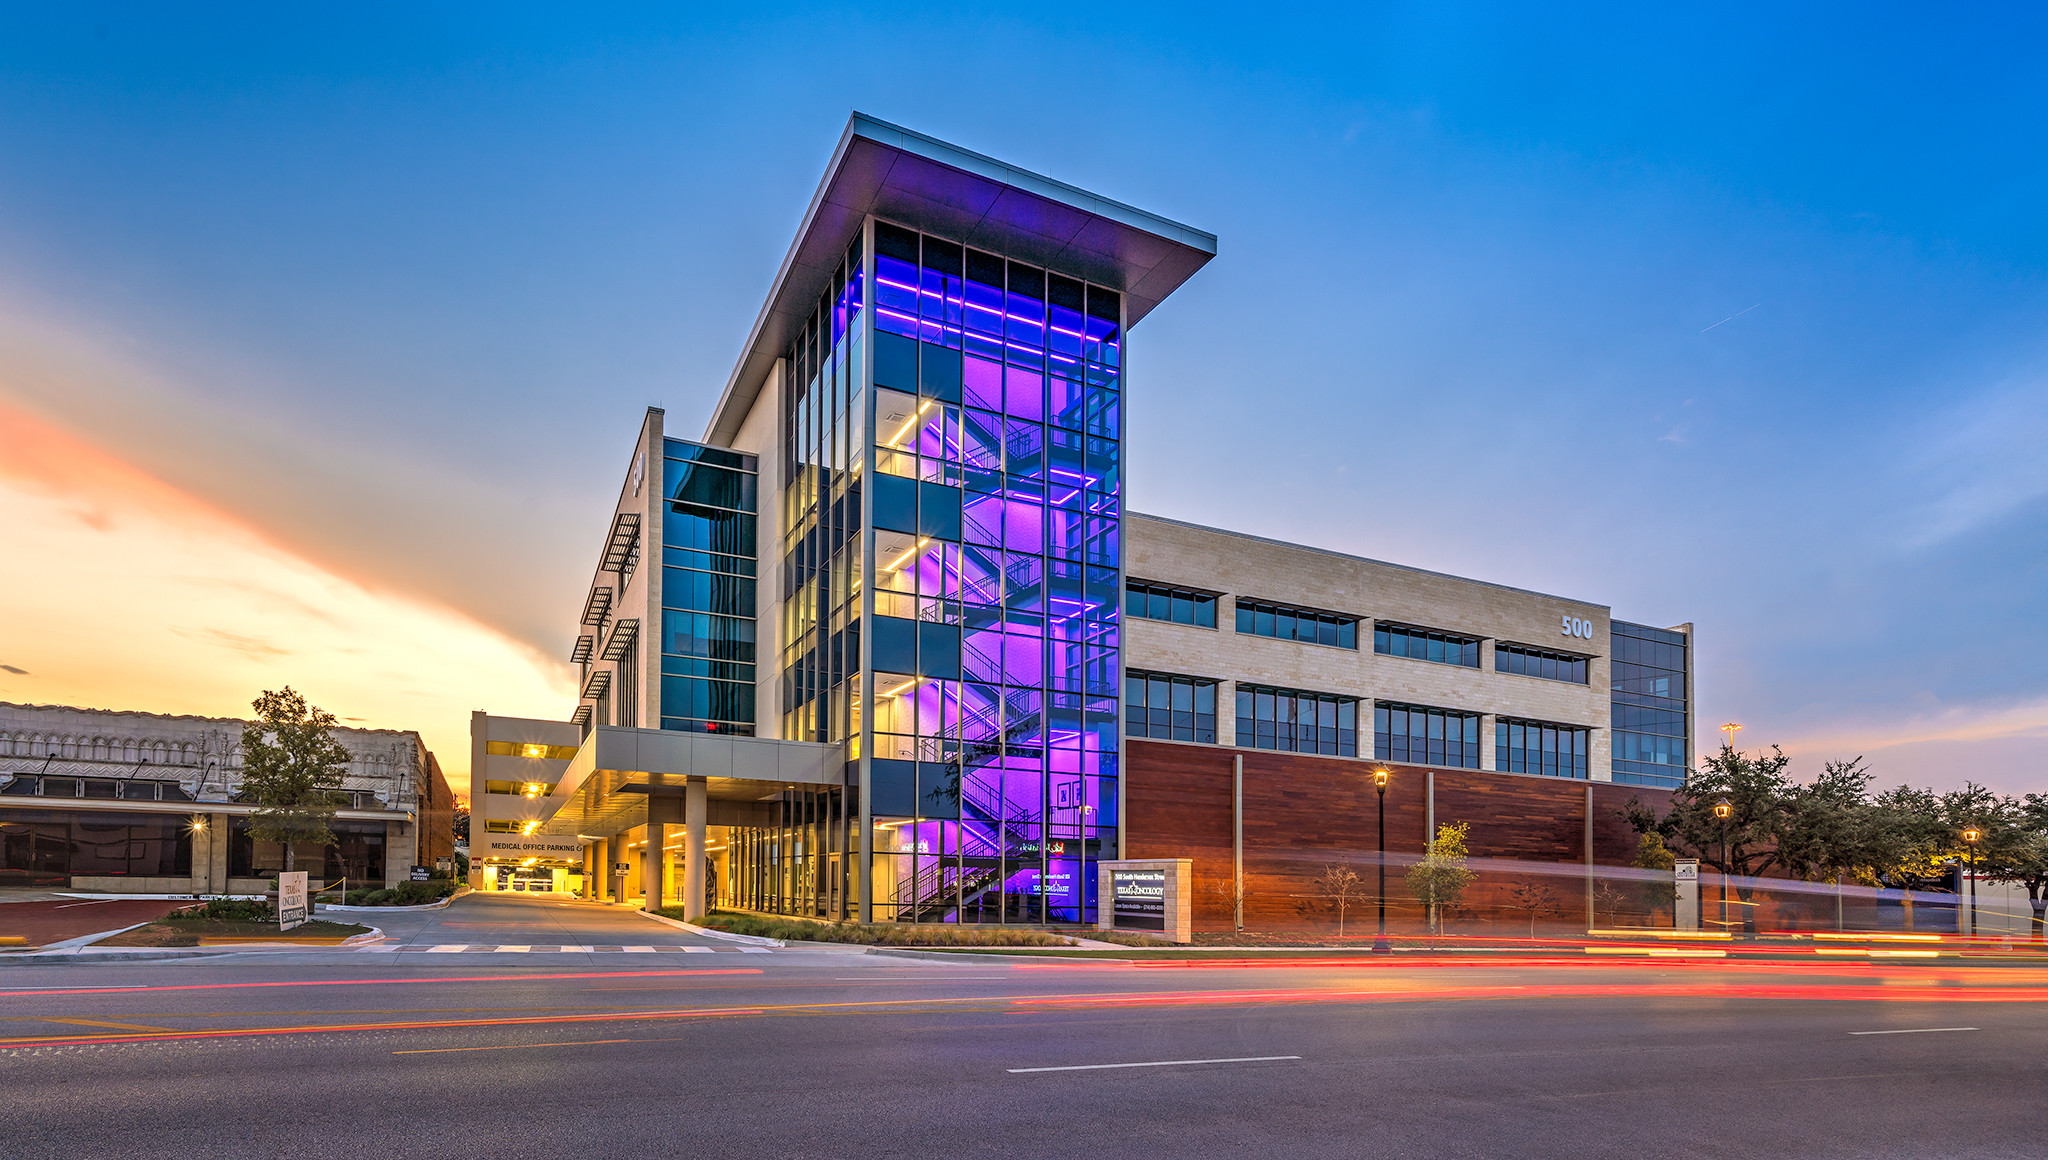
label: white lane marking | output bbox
[1008,1055,1302,1074]
[364,945,401,952]
[1850,1027,1979,1036]
[738,948,773,954]
[52,900,117,909]
[623,946,656,953]
[561,945,594,952]
[427,945,468,952]
[494,945,531,953]
[677,946,713,953]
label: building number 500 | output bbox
[1561,615,1593,639]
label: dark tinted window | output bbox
[1235,684,1357,756]
[1373,702,1482,769]
[1126,580,1218,628]
[1236,599,1358,648]
[1125,670,1218,744]
[1496,644,1588,684]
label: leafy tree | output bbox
[1871,784,1952,929]
[452,804,470,843]
[1624,744,1794,931]
[2011,795,2048,941]
[1941,785,2040,937]
[1406,821,1475,937]
[240,688,350,874]
[1313,864,1365,937]
[1775,758,1898,882]
[1614,831,1677,926]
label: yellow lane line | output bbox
[38,1018,178,1032]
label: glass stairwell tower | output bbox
[718,113,1213,925]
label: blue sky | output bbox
[2,4,2045,791]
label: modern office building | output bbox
[0,701,453,893]
[484,113,1695,929]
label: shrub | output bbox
[170,898,273,923]
[655,908,1078,947]
[339,880,456,907]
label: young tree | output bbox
[1623,831,1677,925]
[1406,821,1476,937]
[240,688,351,875]
[1313,864,1365,937]
[1507,877,1561,938]
[1206,872,1256,933]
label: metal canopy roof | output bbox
[705,112,1218,447]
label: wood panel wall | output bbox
[1126,739,1674,932]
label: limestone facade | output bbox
[1125,513,1690,782]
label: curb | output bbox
[866,947,1132,964]
[634,909,784,947]
[0,948,243,965]
[320,885,470,913]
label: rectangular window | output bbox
[1123,670,1218,744]
[1495,717,1591,779]
[1372,702,1482,769]
[1373,623,1480,667]
[1235,599,1358,648]
[1495,643,1589,684]
[1234,684,1357,756]
[1125,579,1218,628]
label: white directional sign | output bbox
[279,871,309,932]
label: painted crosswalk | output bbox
[359,943,773,953]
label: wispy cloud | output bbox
[1896,373,2048,550]
[0,401,569,779]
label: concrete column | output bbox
[685,776,708,920]
[593,838,609,902]
[209,812,230,894]
[645,822,665,912]
[581,843,595,899]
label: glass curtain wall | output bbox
[849,218,1123,925]
[776,229,866,918]
[661,442,759,733]
[1612,621,1689,787]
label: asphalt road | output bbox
[3,894,2044,1159]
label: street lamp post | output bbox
[1713,797,1732,934]
[1373,769,1390,953]
[1962,827,1981,939]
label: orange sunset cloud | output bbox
[0,401,570,781]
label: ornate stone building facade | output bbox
[0,701,452,893]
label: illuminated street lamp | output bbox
[1373,769,1391,954]
[1962,827,1982,938]
[1713,797,1733,933]
[1720,722,1742,752]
